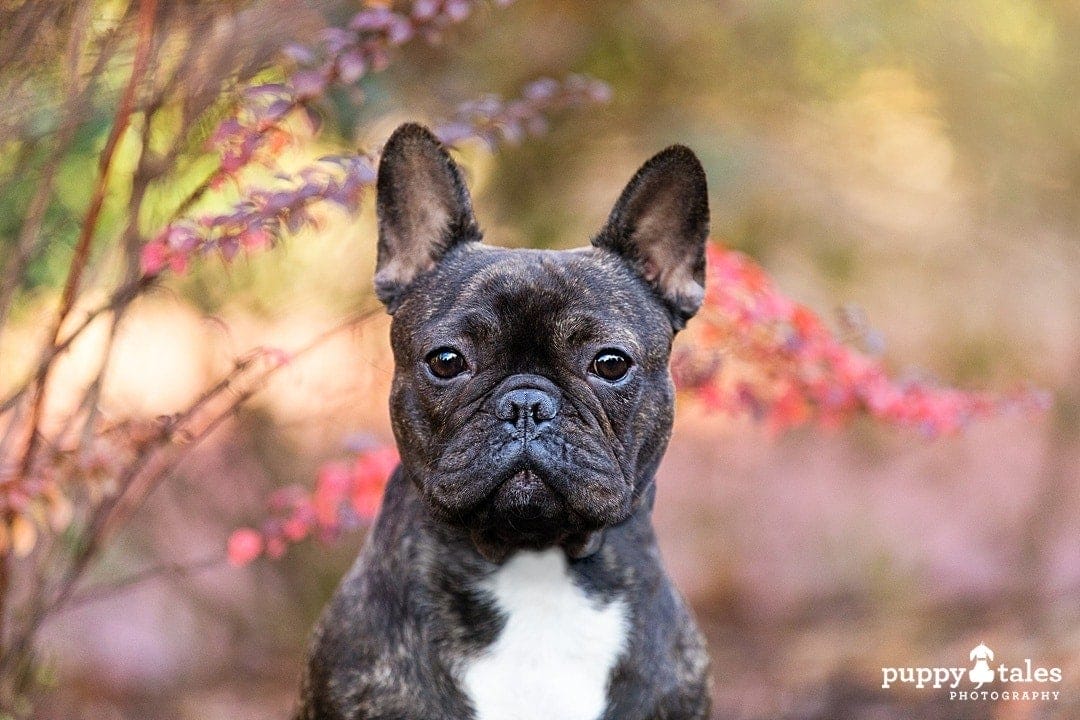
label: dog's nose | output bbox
[495,387,559,425]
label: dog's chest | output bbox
[458,548,629,720]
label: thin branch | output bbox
[0,3,159,676]
[13,0,159,484]
[0,9,125,353]
[97,308,383,543]
[80,309,381,594]
[61,555,225,612]
[0,275,153,417]
[0,308,380,676]
[55,0,157,320]
[77,90,165,454]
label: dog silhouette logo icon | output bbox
[968,643,995,688]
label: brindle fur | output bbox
[295,124,712,720]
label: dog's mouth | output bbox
[490,467,561,517]
[424,430,632,562]
[454,464,607,563]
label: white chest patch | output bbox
[459,548,629,720]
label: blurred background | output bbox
[1,1,1077,718]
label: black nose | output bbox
[495,387,559,425]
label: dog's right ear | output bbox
[375,123,481,313]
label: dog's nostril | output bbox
[495,388,559,424]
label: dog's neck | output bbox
[368,467,657,587]
[308,465,692,719]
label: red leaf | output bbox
[139,240,168,276]
[227,528,263,566]
[239,227,272,252]
[313,461,351,527]
[349,446,397,520]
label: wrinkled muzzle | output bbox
[422,373,634,557]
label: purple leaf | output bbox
[265,99,293,122]
[349,8,394,31]
[320,27,355,55]
[165,225,199,252]
[291,70,327,100]
[412,0,439,20]
[387,17,415,45]
[523,77,559,101]
[283,43,316,65]
[210,118,243,148]
[286,209,310,234]
[337,51,367,83]
[445,0,472,22]
[303,105,323,134]
[348,157,377,185]
[218,235,240,261]
[476,94,502,116]
[433,121,474,144]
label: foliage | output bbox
[0,0,608,711]
[0,0,1054,716]
[228,443,398,566]
[677,244,1048,436]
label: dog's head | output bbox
[375,124,708,560]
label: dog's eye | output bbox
[425,348,468,379]
[589,350,632,382]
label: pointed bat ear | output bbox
[374,123,482,313]
[592,145,709,330]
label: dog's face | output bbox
[375,124,708,560]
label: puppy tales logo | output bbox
[881,643,1063,702]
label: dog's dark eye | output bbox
[425,348,468,379]
[589,350,632,382]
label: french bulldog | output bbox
[295,123,712,720]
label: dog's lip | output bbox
[508,466,540,486]
[491,458,549,493]
[426,461,555,517]
[444,461,590,524]
[428,448,628,530]
[495,467,555,511]
[497,462,572,505]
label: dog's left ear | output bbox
[593,145,709,329]
[375,123,481,313]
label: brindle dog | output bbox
[296,123,711,720]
